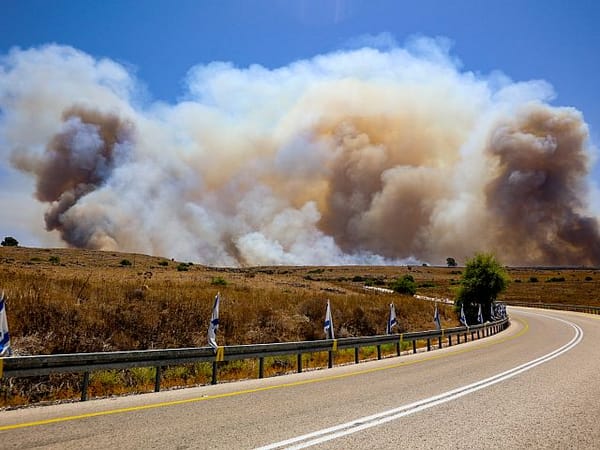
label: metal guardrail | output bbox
[506,301,600,315]
[0,318,509,401]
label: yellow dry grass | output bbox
[1,246,598,406]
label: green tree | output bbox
[446,257,457,267]
[456,253,508,323]
[1,236,18,247]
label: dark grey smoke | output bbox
[12,107,133,247]
[485,104,600,265]
[1,42,599,265]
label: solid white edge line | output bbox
[256,310,582,450]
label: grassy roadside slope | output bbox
[1,246,598,406]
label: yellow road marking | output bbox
[0,318,528,432]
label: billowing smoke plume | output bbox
[11,107,133,248]
[0,40,598,266]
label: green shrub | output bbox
[120,259,132,267]
[176,263,189,271]
[157,261,169,267]
[49,256,60,265]
[546,277,565,282]
[529,277,539,283]
[585,276,593,281]
[211,277,227,286]
[1,236,18,247]
[390,275,417,295]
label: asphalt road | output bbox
[1,307,599,449]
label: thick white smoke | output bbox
[1,38,598,266]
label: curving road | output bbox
[1,307,600,449]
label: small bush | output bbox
[176,263,189,272]
[390,275,417,295]
[49,256,60,265]
[157,261,169,267]
[546,277,565,282]
[1,236,18,247]
[514,279,522,283]
[30,257,41,262]
[351,275,365,283]
[120,259,132,267]
[418,282,436,288]
[529,277,539,283]
[211,277,227,286]
[585,276,593,281]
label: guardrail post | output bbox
[377,345,382,360]
[438,336,443,349]
[154,366,162,392]
[211,361,218,385]
[258,357,264,379]
[396,342,400,356]
[354,347,359,364]
[328,351,333,368]
[297,354,303,373]
[81,371,90,402]
[427,338,431,351]
[412,340,417,354]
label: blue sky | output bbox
[2,0,599,140]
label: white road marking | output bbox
[257,311,582,449]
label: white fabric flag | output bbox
[208,292,220,351]
[324,300,334,339]
[0,291,11,357]
[433,304,441,330]
[460,303,468,327]
[387,303,398,334]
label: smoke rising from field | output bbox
[1,40,599,266]
[11,107,133,248]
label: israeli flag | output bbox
[324,300,334,339]
[433,304,441,330]
[0,292,11,357]
[387,303,398,334]
[208,292,220,351]
[459,303,468,327]
[477,303,483,324]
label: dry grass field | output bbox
[1,245,598,406]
